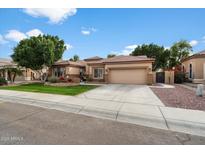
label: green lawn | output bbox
[0,83,97,96]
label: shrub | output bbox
[59,76,65,81]
[67,78,73,82]
[48,76,59,83]
[86,76,93,82]
[174,72,185,84]
[0,77,7,86]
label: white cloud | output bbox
[189,40,198,47]
[5,30,27,42]
[81,27,97,35]
[0,34,8,44]
[125,44,138,50]
[26,29,43,37]
[4,29,43,43]
[111,44,139,55]
[201,36,205,43]
[90,27,97,32]
[65,43,73,50]
[119,49,133,55]
[81,30,91,35]
[23,8,77,24]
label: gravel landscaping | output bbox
[151,85,205,111]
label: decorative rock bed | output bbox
[151,84,205,111]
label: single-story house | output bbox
[0,58,40,81]
[50,60,86,82]
[51,55,155,85]
[181,50,205,83]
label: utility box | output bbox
[196,84,204,97]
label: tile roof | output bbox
[84,55,154,65]
[181,49,205,62]
[53,60,86,67]
[0,58,16,67]
[53,55,154,66]
[104,55,155,63]
[86,59,105,64]
[197,50,205,55]
[84,56,103,61]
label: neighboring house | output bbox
[0,58,40,81]
[51,55,155,84]
[181,50,205,83]
[50,60,86,82]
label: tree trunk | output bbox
[12,72,16,83]
[43,72,48,83]
[37,68,49,84]
[37,70,44,82]
[8,71,12,83]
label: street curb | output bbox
[79,107,117,120]
[166,118,205,137]
[1,95,205,137]
[117,112,168,130]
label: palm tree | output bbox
[11,68,23,83]
[2,67,23,83]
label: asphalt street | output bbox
[0,101,205,144]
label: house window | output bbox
[93,68,103,79]
[54,67,65,77]
[189,64,192,78]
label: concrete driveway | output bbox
[77,84,164,106]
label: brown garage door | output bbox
[109,68,147,84]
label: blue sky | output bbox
[0,8,205,60]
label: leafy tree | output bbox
[11,35,66,82]
[43,35,66,62]
[130,44,170,71]
[107,54,116,58]
[70,54,79,62]
[169,40,192,68]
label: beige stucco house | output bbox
[181,50,205,83]
[50,60,86,82]
[0,58,40,81]
[51,55,155,85]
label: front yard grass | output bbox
[0,83,97,96]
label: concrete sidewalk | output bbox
[0,89,205,137]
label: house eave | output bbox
[181,54,205,63]
[103,60,155,65]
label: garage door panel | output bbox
[109,69,147,84]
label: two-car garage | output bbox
[85,55,154,85]
[108,68,148,84]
